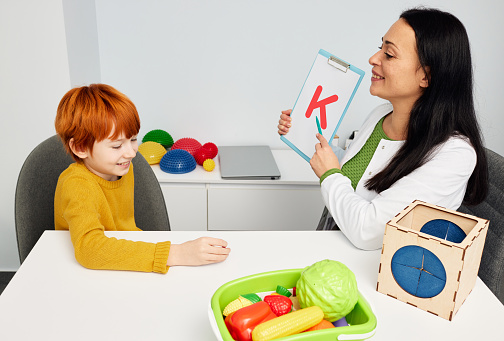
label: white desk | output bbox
[1,231,503,340]
[152,149,325,231]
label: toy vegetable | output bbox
[251,306,324,341]
[296,259,358,322]
[223,293,261,316]
[275,285,292,297]
[303,319,335,332]
[225,301,277,341]
[289,296,301,311]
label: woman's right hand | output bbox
[277,109,292,135]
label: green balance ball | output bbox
[142,129,174,149]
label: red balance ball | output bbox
[171,137,202,156]
[194,147,214,165]
[201,142,218,159]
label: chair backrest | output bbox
[15,135,170,263]
[459,148,504,304]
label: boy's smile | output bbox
[75,131,138,181]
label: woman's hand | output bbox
[310,133,341,178]
[166,237,230,266]
[277,109,292,135]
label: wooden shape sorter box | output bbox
[376,200,489,321]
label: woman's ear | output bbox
[69,138,88,160]
[420,66,430,88]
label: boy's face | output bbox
[80,132,138,181]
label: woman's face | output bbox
[368,18,429,107]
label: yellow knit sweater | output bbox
[54,162,170,273]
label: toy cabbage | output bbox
[296,259,358,322]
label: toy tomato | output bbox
[224,301,276,341]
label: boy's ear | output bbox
[69,138,88,159]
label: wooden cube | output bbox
[376,200,488,320]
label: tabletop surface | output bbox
[152,149,320,185]
[1,230,503,340]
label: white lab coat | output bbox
[321,103,476,250]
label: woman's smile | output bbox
[371,71,385,81]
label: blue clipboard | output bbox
[280,49,365,162]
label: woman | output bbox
[278,8,488,250]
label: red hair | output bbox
[55,84,140,161]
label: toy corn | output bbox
[223,293,261,316]
[251,306,324,341]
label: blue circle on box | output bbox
[391,245,446,298]
[420,219,466,243]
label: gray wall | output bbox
[1,0,70,270]
[62,0,101,86]
[1,0,503,271]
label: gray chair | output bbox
[15,135,170,264]
[459,148,504,304]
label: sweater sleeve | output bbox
[59,176,171,273]
[320,137,476,250]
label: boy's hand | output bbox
[166,237,230,266]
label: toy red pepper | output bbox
[224,301,277,341]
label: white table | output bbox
[1,231,503,340]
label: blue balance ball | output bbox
[420,219,466,243]
[160,149,196,174]
[391,245,446,298]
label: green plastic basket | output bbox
[209,269,377,341]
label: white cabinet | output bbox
[159,183,207,231]
[152,150,325,231]
[207,184,323,230]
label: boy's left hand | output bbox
[167,237,230,266]
[310,133,341,178]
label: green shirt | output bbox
[320,116,394,188]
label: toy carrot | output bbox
[304,319,335,332]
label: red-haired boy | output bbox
[54,84,230,273]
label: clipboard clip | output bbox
[328,56,349,73]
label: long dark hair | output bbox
[366,7,488,205]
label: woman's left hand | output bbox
[310,133,341,178]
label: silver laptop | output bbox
[219,146,281,180]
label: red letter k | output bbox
[305,85,338,130]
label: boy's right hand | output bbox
[166,237,230,266]
[277,109,292,135]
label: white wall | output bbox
[1,0,502,271]
[95,0,504,157]
[62,0,101,86]
[0,0,71,270]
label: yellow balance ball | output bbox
[138,141,166,165]
[203,159,215,172]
